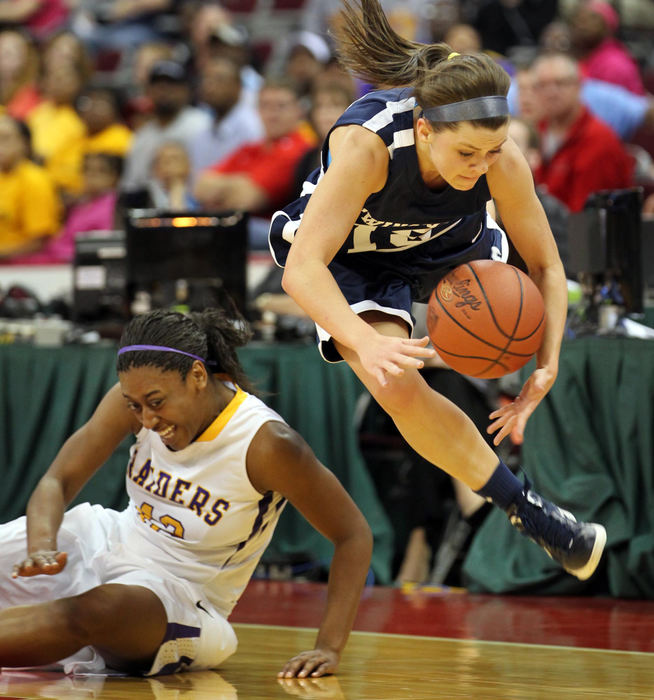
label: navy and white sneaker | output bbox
[507,481,607,581]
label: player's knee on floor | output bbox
[53,596,98,649]
[60,585,167,655]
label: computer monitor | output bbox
[642,217,654,297]
[125,210,249,317]
[567,188,644,314]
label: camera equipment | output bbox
[73,230,128,324]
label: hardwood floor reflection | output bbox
[2,623,651,699]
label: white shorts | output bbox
[0,503,237,676]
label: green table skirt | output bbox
[4,336,652,595]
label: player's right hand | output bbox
[356,333,436,388]
[12,551,67,578]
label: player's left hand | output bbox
[486,366,556,445]
[278,648,339,678]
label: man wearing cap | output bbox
[121,60,211,193]
[284,31,332,97]
[186,4,262,101]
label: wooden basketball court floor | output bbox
[1,580,653,699]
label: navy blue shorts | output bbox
[269,210,508,362]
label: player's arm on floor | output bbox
[247,420,373,678]
[14,384,139,578]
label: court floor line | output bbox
[233,622,654,657]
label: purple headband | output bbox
[118,344,216,366]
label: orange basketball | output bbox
[426,260,545,378]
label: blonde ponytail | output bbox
[333,0,450,87]
[333,0,511,130]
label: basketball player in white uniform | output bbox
[0,309,373,678]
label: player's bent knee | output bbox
[56,589,127,648]
[59,585,167,656]
[54,596,98,649]
[371,374,423,416]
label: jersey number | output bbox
[136,502,185,539]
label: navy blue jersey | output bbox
[268,87,508,361]
[323,88,491,243]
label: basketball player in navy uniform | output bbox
[270,0,606,578]
[0,309,372,679]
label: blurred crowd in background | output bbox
[0,0,653,268]
[1,0,653,588]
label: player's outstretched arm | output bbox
[246,421,373,678]
[13,384,138,578]
[486,140,567,444]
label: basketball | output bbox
[426,260,545,379]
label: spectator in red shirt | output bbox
[532,52,634,213]
[194,77,315,220]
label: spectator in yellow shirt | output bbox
[54,86,133,198]
[26,61,86,199]
[0,115,60,259]
[81,88,132,156]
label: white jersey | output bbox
[121,386,287,618]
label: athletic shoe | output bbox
[506,480,607,580]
